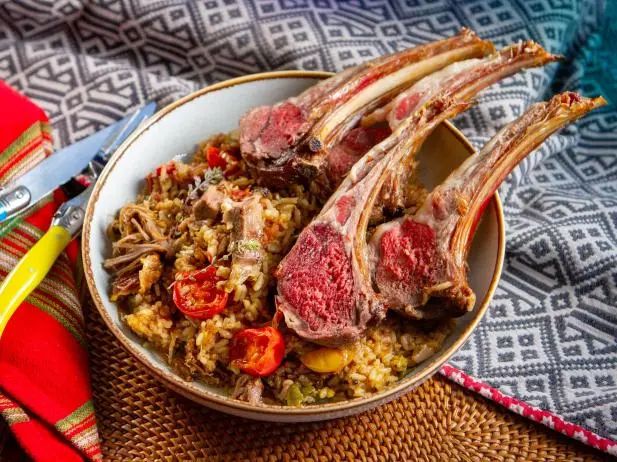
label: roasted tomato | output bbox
[206,146,227,169]
[230,188,251,201]
[146,162,176,192]
[172,266,228,319]
[229,326,285,377]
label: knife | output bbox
[0,101,156,223]
[0,104,156,336]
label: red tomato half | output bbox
[172,266,228,319]
[206,146,227,169]
[229,327,285,377]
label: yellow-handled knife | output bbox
[0,103,156,337]
[0,187,91,334]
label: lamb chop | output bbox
[239,28,494,186]
[274,43,559,345]
[275,98,469,345]
[370,92,606,321]
[328,41,560,207]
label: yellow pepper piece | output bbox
[300,347,352,373]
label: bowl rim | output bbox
[82,70,505,416]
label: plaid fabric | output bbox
[0,81,101,461]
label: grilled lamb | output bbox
[370,92,606,320]
[274,43,559,345]
[358,41,560,211]
[275,98,468,345]
[239,28,494,186]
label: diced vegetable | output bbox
[286,383,303,406]
[300,347,352,373]
[172,266,228,319]
[146,162,176,192]
[231,188,251,201]
[229,326,285,377]
[206,146,227,169]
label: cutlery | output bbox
[0,102,156,223]
[0,103,156,336]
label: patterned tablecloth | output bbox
[0,0,615,455]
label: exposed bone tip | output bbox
[507,40,559,62]
[458,27,495,55]
[459,27,477,37]
[308,137,322,152]
[555,92,607,111]
[592,95,609,108]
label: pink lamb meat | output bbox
[239,29,494,186]
[275,98,469,345]
[370,92,606,321]
[274,42,558,345]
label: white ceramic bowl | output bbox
[83,71,505,422]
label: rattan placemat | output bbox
[82,300,606,462]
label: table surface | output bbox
[0,299,607,462]
[1,300,608,461]
[97,303,611,460]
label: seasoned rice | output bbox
[105,132,452,406]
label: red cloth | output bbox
[0,81,101,461]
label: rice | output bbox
[106,132,452,405]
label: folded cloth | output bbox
[0,82,101,461]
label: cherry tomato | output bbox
[231,188,251,201]
[172,266,228,319]
[206,146,227,169]
[229,326,285,377]
[146,163,176,192]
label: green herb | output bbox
[235,239,261,254]
[286,383,304,406]
[187,168,224,201]
[203,167,223,185]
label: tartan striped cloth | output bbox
[0,81,101,461]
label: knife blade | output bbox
[0,104,156,337]
[0,101,156,223]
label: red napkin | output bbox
[0,82,101,461]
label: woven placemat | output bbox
[83,300,606,462]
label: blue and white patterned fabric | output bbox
[1,0,615,447]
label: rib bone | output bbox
[275,98,468,345]
[372,40,560,213]
[239,29,493,185]
[320,41,558,210]
[370,92,606,320]
[310,41,560,198]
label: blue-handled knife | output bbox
[0,101,156,223]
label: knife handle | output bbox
[0,185,31,222]
[0,225,71,337]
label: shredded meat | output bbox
[104,243,170,271]
[225,195,265,289]
[104,203,170,276]
[231,375,263,405]
[111,273,140,300]
[193,185,225,220]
